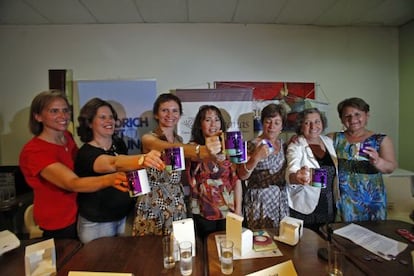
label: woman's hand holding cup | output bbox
[143,150,166,171]
[111,171,129,192]
[296,166,311,185]
[205,132,224,156]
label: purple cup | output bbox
[225,131,244,157]
[358,140,376,159]
[127,169,150,197]
[311,168,327,188]
[229,141,247,164]
[164,147,185,172]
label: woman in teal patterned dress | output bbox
[330,98,397,222]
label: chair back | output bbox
[24,204,43,239]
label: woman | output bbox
[237,103,289,230]
[75,98,165,243]
[286,108,338,233]
[19,90,128,239]
[188,105,242,240]
[330,97,397,222]
[132,93,222,236]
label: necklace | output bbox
[92,139,118,155]
[92,139,112,151]
[212,163,219,173]
[58,135,68,152]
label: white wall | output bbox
[0,23,399,165]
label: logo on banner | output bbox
[115,116,151,152]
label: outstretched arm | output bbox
[41,162,128,193]
[141,133,222,160]
[92,150,165,173]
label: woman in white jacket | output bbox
[286,108,339,234]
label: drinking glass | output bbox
[328,245,343,276]
[162,235,175,269]
[220,239,234,275]
[179,241,192,276]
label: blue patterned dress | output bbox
[333,132,387,221]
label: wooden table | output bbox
[58,236,205,275]
[0,238,82,276]
[206,228,334,275]
[325,220,414,276]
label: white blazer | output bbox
[285,135,339,215]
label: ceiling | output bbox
[0,0,413,27]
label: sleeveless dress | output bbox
[333,132,387,221]
[132,129,186,236]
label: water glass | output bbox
[162,235,175,269]
[328,246,344,276]
[179,241,192,276]
[220,239,234,275]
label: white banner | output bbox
[175,89,253,143]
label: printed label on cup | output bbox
[312,168,327,188]
[229,141,247,164]
[127,169,150,197]
[225,131,244,157]
[164,147,185,172]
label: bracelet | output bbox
[195,144,200,159]
[243,163,253,174]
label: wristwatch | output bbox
[138,155,146,166]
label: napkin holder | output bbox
[172,218,196,257]
[25,238,56,276]
[0,230,20,255]
[226,212,253,256]
[274,217,303,246]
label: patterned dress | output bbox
[333,132,387,221]
[189,158,239,220]
[132,129,186,236]
[244,138,289,230]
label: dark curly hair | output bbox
[77,97,118,143]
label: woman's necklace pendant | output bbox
[212,163,219,173]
